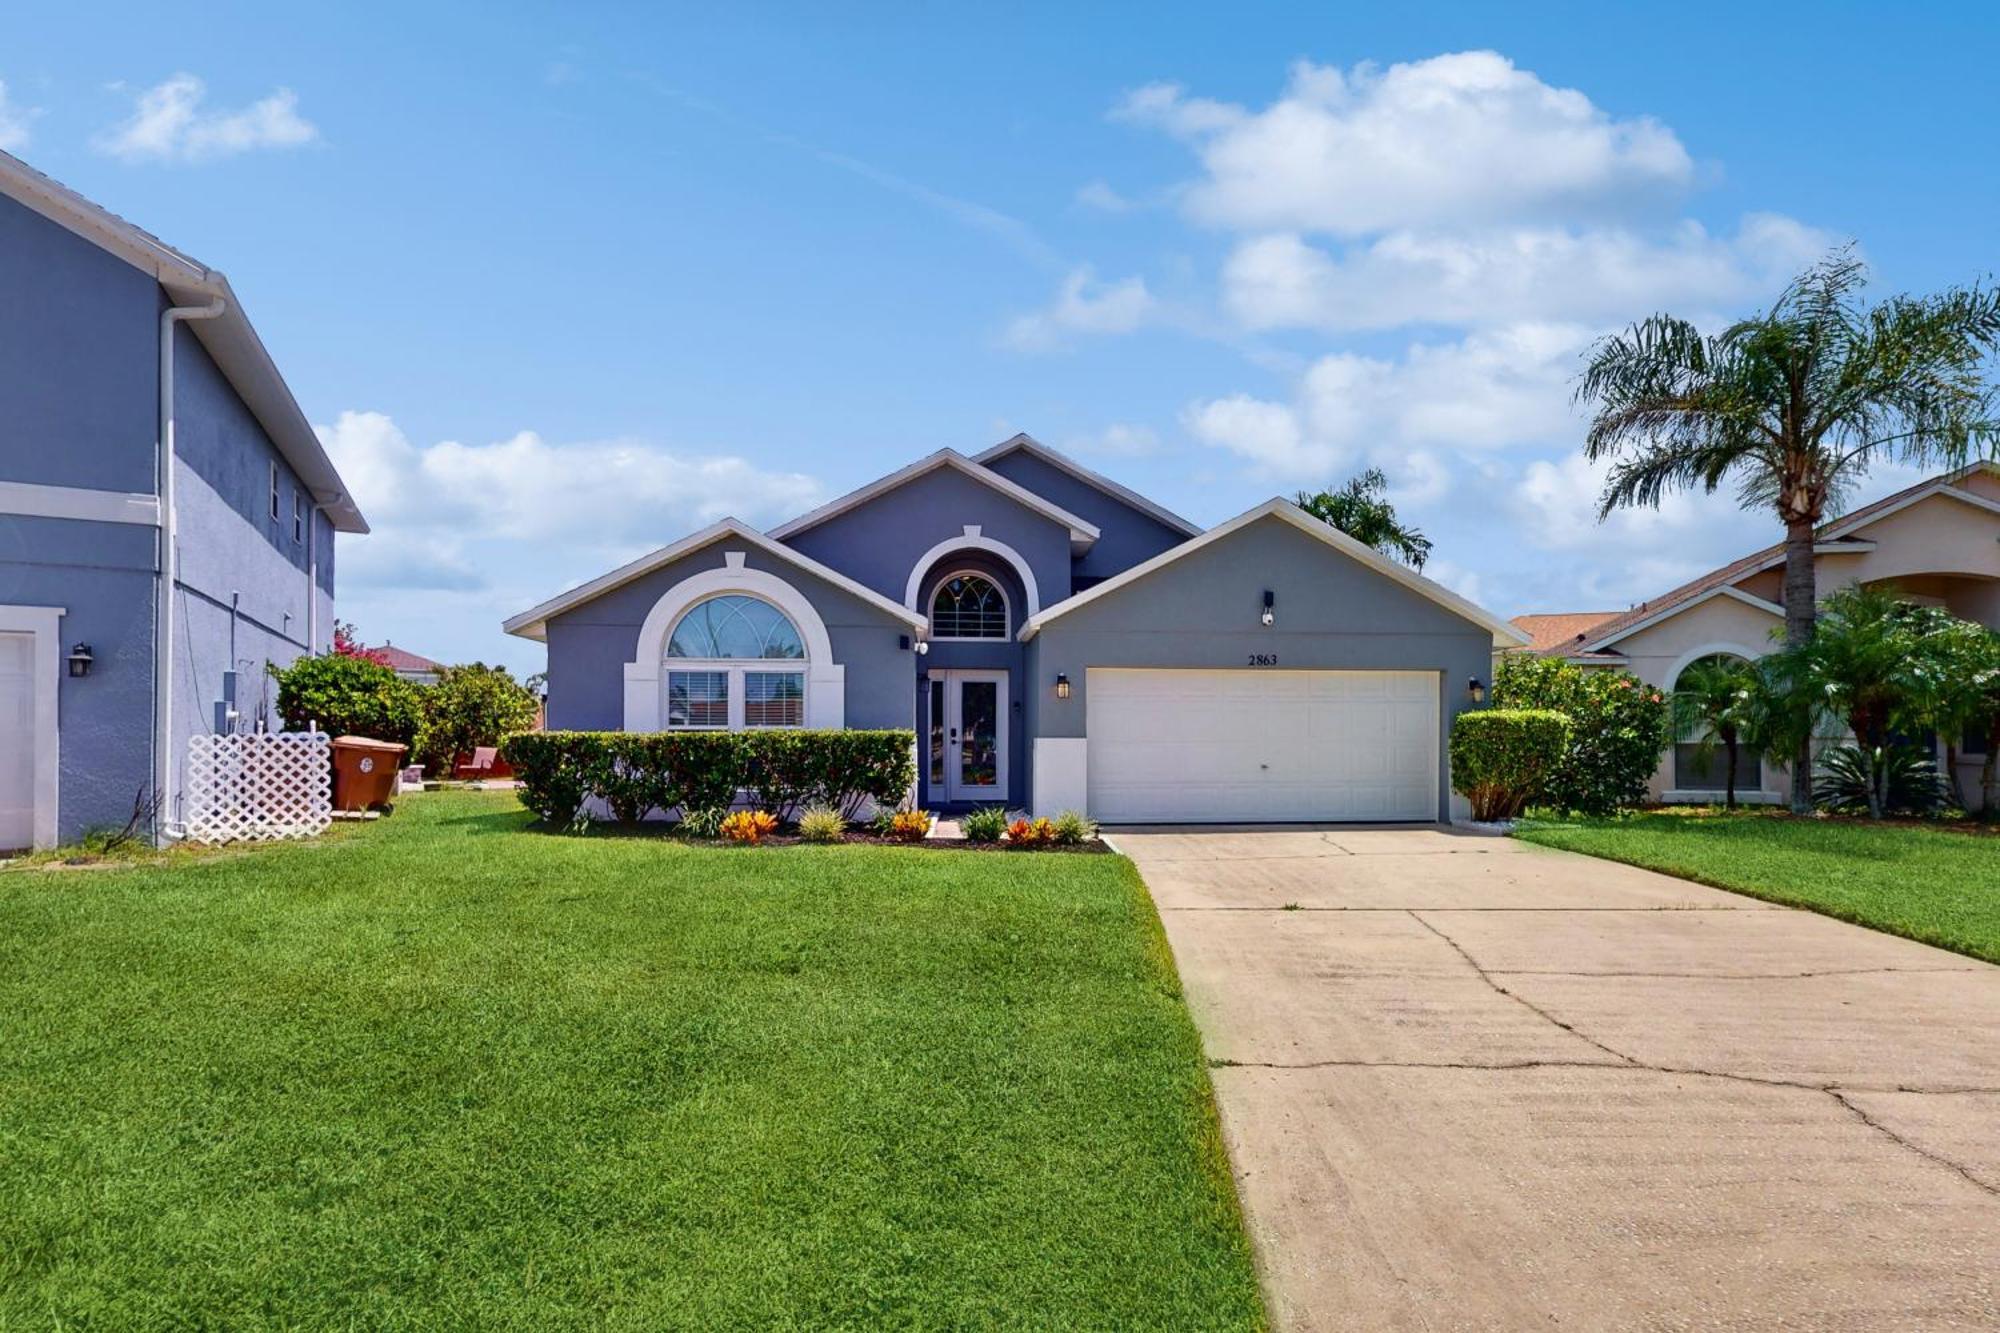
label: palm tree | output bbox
[1576,249,2000,812]
[1907,615,2000,815]
[1670,655,1761,809]
[1295,468,1433,570]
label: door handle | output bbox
[950,728,959,742]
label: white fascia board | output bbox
[1019,498,1531,648]
[766,449,1101,550]
[502,517,929,641]
[1587,585,1784,652]
[971,433,1202,538]
[0,150,368,534]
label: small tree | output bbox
[1906,615,2000,815]
[416,663,540,776]
[1491,654,1672,815]
[1294,468,1433,570]
[1670,655,1762,809]
[331,620,391,666]
[270,653,424,747]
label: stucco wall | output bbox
[780,465,1076,612]
[978,449,1187,583]
[1027,516,1494,819]
[543,535,915,732]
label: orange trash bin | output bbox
[331,736,408,812]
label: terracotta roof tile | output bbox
[1509,612,1622,653]
[369,644,445,673]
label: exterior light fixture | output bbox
[1468,677,1486,705]
[916,640,930,656]
[1055,673,1071,700]
[67,643,94,677]
[1261,589,1275,626]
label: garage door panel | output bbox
[1087,668,1439,823]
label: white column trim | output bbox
[0,604,66,849]
[903,532,1042,619]
[0,480,159,526]
[623,563,843,731]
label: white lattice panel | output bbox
[185,732,333,844]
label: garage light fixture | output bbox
[900,634,929,656]
[1468,677,1485,705]
[1055,673,1070,700]
[1260,589,1275,626]
[67,643,94,677]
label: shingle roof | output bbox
[1509,612,1621,653]
[370,644,445,674]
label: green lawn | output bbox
[1516,812,2000,963]
[0,792,1263,1330]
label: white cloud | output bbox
[0,80,41,150]
[1222,214,1831,332]
[1064,423,1160,458]
[94,73,318,163]
[1074,180,1136,212]
[1118,52,1693,236]
[1004,266,1157,349]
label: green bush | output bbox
[797,806,846,843]
[1450,709,1573,822]
[960,806,1009,843]
[270,653,424,749]
[1814,744,1948,816]
[679,807,729,839]
[1492,654,1671,814]
[500,730,916,833]
[1050,810,1097,845]
[416,663,539,775]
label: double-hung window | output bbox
[664,594,807,730]
[292,488,306,544]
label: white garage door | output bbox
[0,632,36,850]
[1086,668,1440,823]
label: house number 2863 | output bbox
[1247,653,1279,666]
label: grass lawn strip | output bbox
[1516,812,2000,964]
[0,790,1264,1330]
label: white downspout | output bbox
[156,295,227,843]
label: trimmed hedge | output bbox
[499,730,917,829]
[1450,708,1572,822]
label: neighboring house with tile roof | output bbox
[1515,462,2000,806]
[368,643,447,686]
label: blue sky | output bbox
[5,3,1996,676]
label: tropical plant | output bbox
[720,810,779,844]
[1490,654,1671,814]
[796,806,846,843]
[330,620,391,666]
[888,809,934,842]
[1670,655,1764,809]
[1448,709,1572,821]
[1812,744,1947,817]
[269,652,424,748]
[1294,467,1433,570]
[1049,810,1097,845]
[416,663,539,776]
[1905,615,2000,815]
[1007,816,1057,847]
[1576,248,2000,811]
[960,805,1010,843]
[679,807,730,839]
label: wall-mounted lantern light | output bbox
[1055,673,1071,700]
[67,643,94,678]
[900,634,930,656]
[1260,589,1275,626]
[1468,676,1486,705]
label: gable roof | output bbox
[1510,612,1621,653]
[502,517,928,642]
[0,149,367,533]
[370,644,446,674]
[1557,461,2000,655]
[767,448,1100,551]
[971,433,1202,538]
[1020,497,1531,647]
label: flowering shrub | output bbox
[888,809,933,842]
[1007,816,1057,847]
[721,810,779,844]
[1491,654,1671,814]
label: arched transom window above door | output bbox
[929,573,1009,639]
[664,594,806,729]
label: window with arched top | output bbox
[1671,652,1761,792]
[664,594,806,729]
[929,573,1009,640]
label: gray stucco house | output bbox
[0,150,365,849]
[506,436,1527,822]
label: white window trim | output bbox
[925,568,1012,642]
[292,487,305,544]
[0,604,64,850]
[665,663,808,731]
[625,555,843,731]
[1667,645,1770,794]
[902,527,1042,620]
[268,461,281,522]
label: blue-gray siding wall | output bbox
[1026,517,1494,819]
[979,449,1189,584]
[780,466,1075,610]
[543,536,915,732]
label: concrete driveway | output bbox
[1112,826,2000,1331]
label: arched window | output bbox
[929,573,1009,640]
[1671,653,1760,792]
[665,595,806,729]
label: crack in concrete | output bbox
[1407,910,2000,1199]
[1208,1056,2000,1099]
